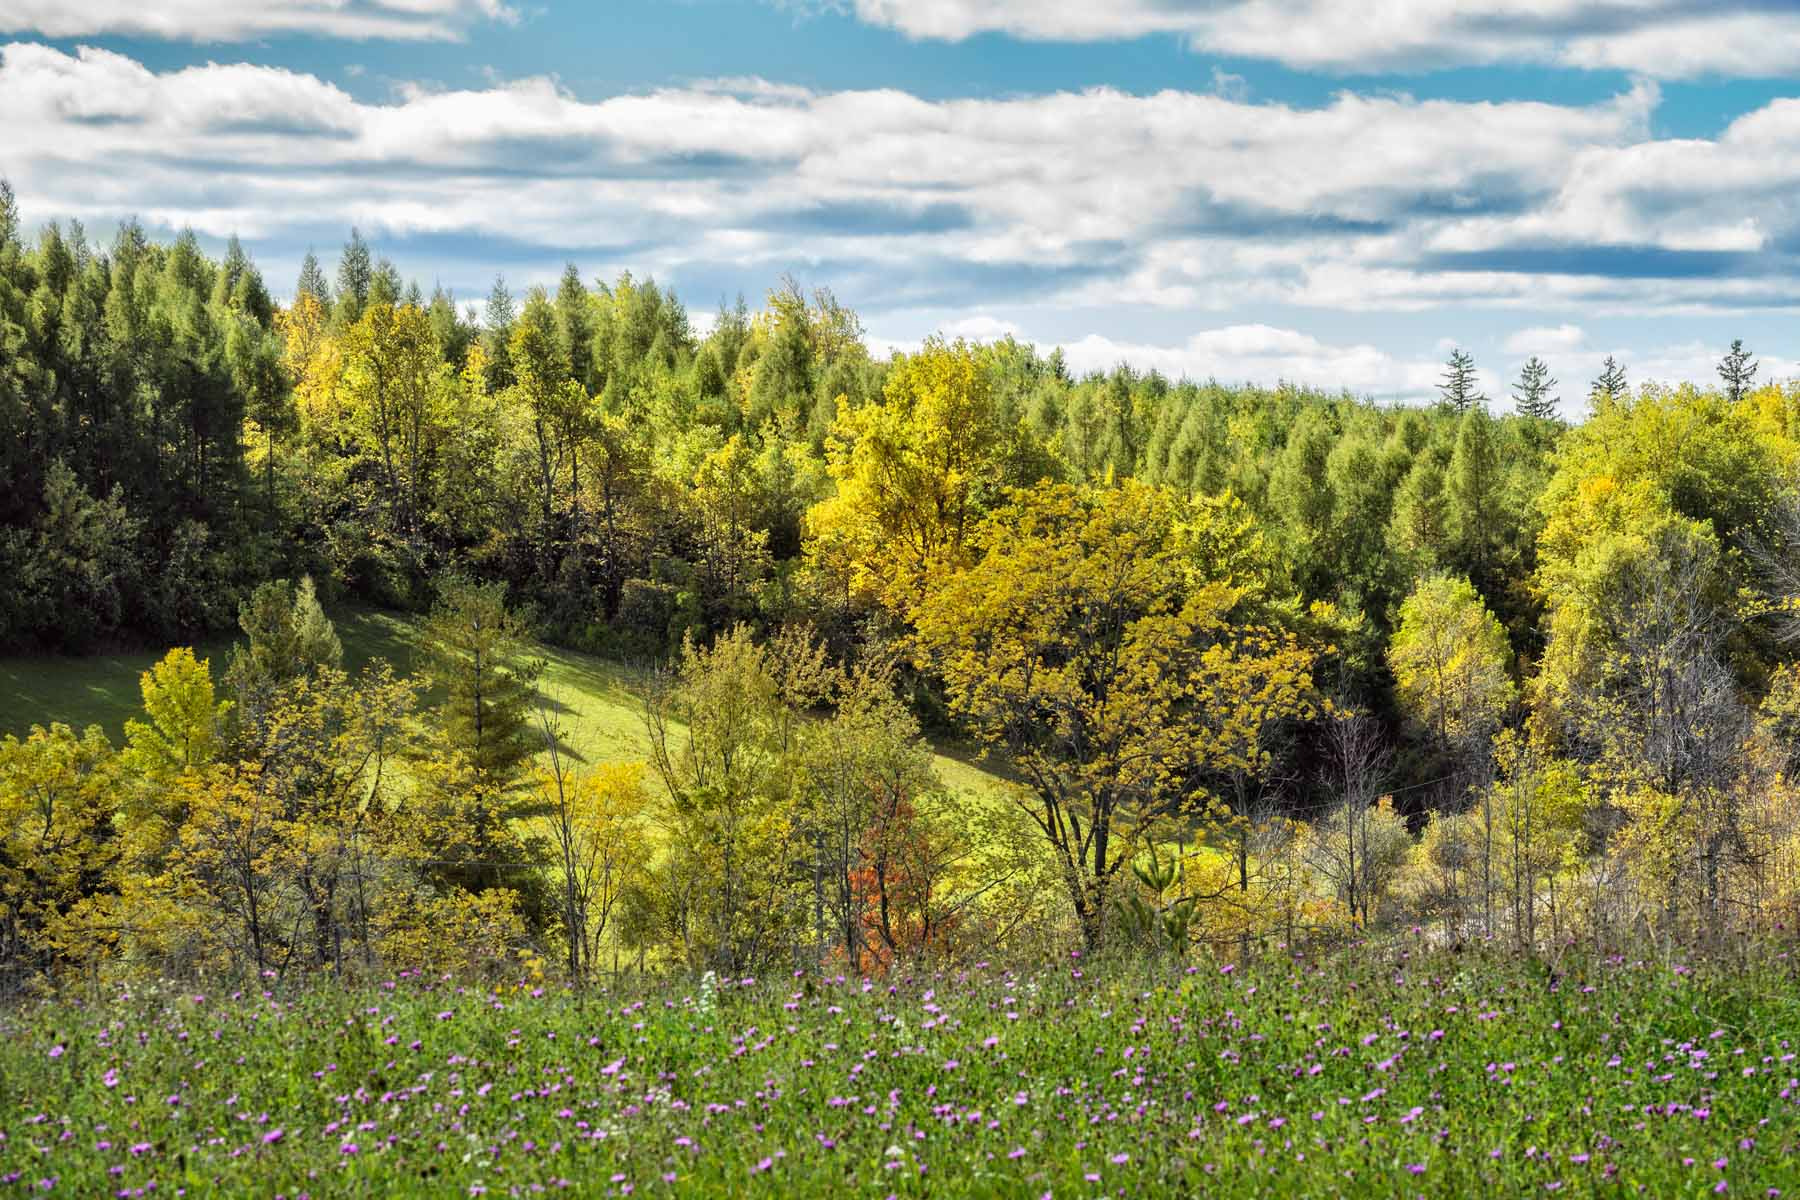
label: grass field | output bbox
[0,606,1011,799]
[3,941,1796,1197]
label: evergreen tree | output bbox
[1719,338,1758,403]
[1438,348,1484,413]
[334,228,373,326]
[1589,355,1628,414]
[554,263,596,393]
[295,249,329,305]
[482,274,516,392]
[1511,356,1560,420]
[369,257,403,309]
[224,576,344,733]
[427,284,473,363]
[1446,406,1503,590]
[420,576,543,791]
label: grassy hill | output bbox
[0,606,1011,798]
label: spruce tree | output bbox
[420,576,543,791]
[295,249,329,305]
[225,576,344,735]
[482,274,517,392]
[334,228,372,326]
[1719,338,1758,403]
[1511,356,1560,420]
[1589,355,1628,413]
[1437,348,1484,413]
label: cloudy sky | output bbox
[5,1,1800,409]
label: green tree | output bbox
[1388,574,1515,747]
[419,577,543,791]
[224,576,343,735]
[1438,348,1484,413]
[1512,356,1559,420]
[1718,338,1758,403]
[332,228,372,328]
[1445,406,1504,589]
[1590,355,1628,414]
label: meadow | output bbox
[0,605,1009,799]
[3,940,1797,1197]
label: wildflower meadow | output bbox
[4,939,1798,1197]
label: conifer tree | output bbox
[1438,348,1484,413]
[295,249,329,305]
[420,576,543,791]
[1589,355,1628,413]
[333,228,373,327]
[1511,355,1559,420]
[225,576,343,736]
[1718,338,1758,403]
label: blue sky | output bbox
[6,0,1800,407]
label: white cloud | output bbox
[6,43,1800,401]
[845,0,1800,80]
[0,0,512,43]
[1504,324,1586,355]
[868,321,1456,400]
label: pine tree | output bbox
[1446,407,1502,588]
[1589,355,1628,413]
[554,263,596,393]
[481,274,516,392]
[1511,356,1560,420]
[1719,338,1758,403]
[295,249,329,304]
[224,576,344,735]
[334,228,372,327]
[1438,348,1484,413]
[420,576,543,791]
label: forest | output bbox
[4,176,1800,992]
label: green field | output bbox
[4,942,1796,1197]
[0,607,1010,798]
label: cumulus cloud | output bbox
[5,42,1800,398]
[0,0,512,43]
[844,0,1800,80]
[1503,324,1587,355]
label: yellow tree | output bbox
[910,480,1319,952]
[532,751,651,979]
[643,624,830,972]
[0,723,120,982]
[808,337,1011,609]
[1388,573,1515,748]
[277,289,344,446]
[1389,573,1514,930]
[341,302,443,535]
[120,647,232,876]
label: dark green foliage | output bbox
[1437,347,1484,413]
[420,576,544,790]
[1719,337,1758,403]
[1511,355,1559,420]
[1590,354,1628,412]
[333,228,372,327]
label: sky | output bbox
[5,1,1800,410]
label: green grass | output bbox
[4,942,1797,1197]
[0,607,1013,801]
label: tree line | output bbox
[6,183,1800,988]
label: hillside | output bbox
[0,605,1010,799]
